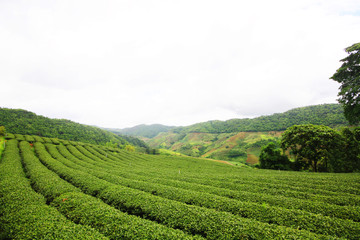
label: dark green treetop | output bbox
[281,124,343,172]
[331,42,360,125]
[259,142,290,170]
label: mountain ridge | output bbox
[171,103,347,134]
[108,124,176,138]
[116,104,347,139]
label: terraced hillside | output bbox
[1,134,360,239]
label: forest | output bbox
[109,124,175,138]
[0,108,128,147]
[259,124,360,173]
[172,104,347,134]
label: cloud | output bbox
[1,0,359,128]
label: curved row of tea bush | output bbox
[33,142,331,239]
[95,143,360,196]
[5,133,95,147]
[3,134,360,239]
[46,143,360,239]
[86,144,360,207]
[31,142,200,240]
[19,141,81,201]
[65,143,360,223]
[0,140,107,239]
[160,174,360,207]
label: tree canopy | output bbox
[337,127,360,172]
[172,104,347,134]
[331,42,360,125]
[259,142,290,170]
[0,108,127,147]
[281,124,343,172]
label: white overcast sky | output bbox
[1,0,360,128]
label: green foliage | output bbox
[29,143,196,239]
[51,192,198,240]
[0,135,5,158]
[52,146,360,239]
[36,145,326,239]
[0,108,128,146]
[24,135,35,142]
[331,42,360,125]
[2,134,360,239]
[4,132,15,139]
[281,125,360,173]
[179,143,196,156]
[147,104,347,163]
[146,148,160,155]
[0,140,108,239]
[259,142,290,170]
[0,126,5,136]
[227,149,247,158]
[112,124,176,138]
[118,134,149,148]
[150,131,281,163]
[158,148,186,156]
[105,139,118,148]
[335,127,360,172]
[281,124,344,172]
[125,144,135,152]
[19,141,81,202]
[173,104,347,134]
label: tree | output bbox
[259,142,290,170]
[227,149,247,159]
[125,145,135,152]
[281,124,343,172]
[0,126,5,136]
[105,140,118,148]
[331,42,360,125]
[337,127,360,172]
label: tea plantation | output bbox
[1,133,360,239]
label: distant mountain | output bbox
[171,103,347,134]
[0,108,128,146]
[109,124,176,138]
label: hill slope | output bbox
[109,124,176,138]
[172,104,347,134]
[146,104,348,163]
[0,108,127,146]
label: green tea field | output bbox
[1,134,360,239]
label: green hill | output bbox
[173,103,347,134]
[110,124,176,138]
[0,108,128,147]
[1,134,359,239]
[146,104,348,164]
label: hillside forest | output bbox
[0,108,127,146]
